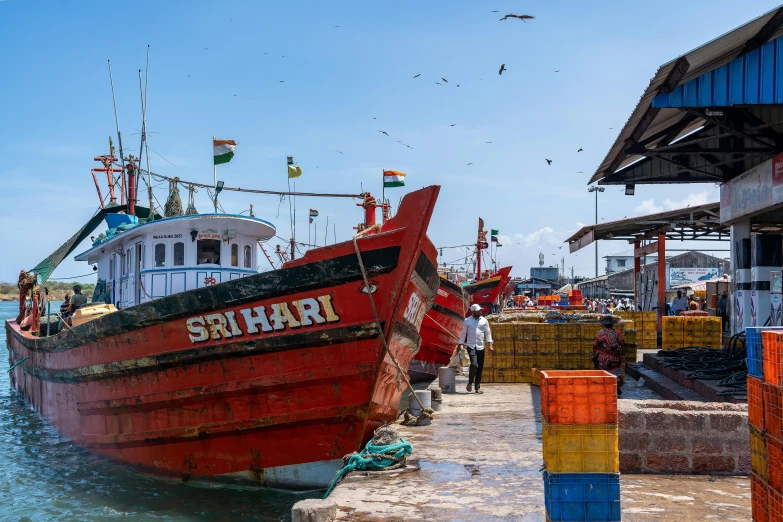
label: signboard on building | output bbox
[720,152,783,223]
[669,267,720,286]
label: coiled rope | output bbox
[323,425,413,499]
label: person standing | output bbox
[591,315,625,395]
[717,290,729,332]
[671,290,688,316]
[460,303,493,394]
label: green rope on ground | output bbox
[323,437,413,499]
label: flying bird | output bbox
[449,124,456,127]
[413,74,421,78]
[442,77,448,83]
[403,144,414,149]
[499,14,535,22]
[378,130,389,136]
[373,117,377,120]
[279,80,285,82]
[499,64,506,75]
[546,159,552,165]
[577,171,584,173]
[204,47,208,50]
[434,82,442,85]
[457,84,460,87]
[467,162,473,165]
[187,74,190,77]
[486,141,493,144]
[554,70,561,73]
[491,10,499,13]
[233,94,237,96]
[577,147,583,152]
[336,150,344,154]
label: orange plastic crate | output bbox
[765,331,783,386]
[750,376,767,430]
[539,370,618,425]
[754,473,771,522]
[766,383,783,441]
[772,436,783,495]
[770,485,783,522]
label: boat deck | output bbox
[326,374,751,521]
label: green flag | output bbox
[491,229,499,235]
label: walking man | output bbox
[460,303,493,394]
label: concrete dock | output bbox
[326,374,751,521]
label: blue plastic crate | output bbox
[543,471,621,522]
[746,327,783,379]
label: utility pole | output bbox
[588,185,605,278]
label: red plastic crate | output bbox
[765,383,783,441]
[765,331,783,386]
[750,376,767,430]
[771,436,783,495]
[539,370,618,425]
[770,485,783,522]
[754,473,770,522]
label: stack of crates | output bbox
[748,329,783,521]
[540,370,620,521]
[661,316,722,350]
[568,289,583,305]
[484,321,628,383]
[624,329,638,363]
[616,311,657,349]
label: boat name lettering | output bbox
[186,294,341,343]
[402,291,426,329]
[198,232,221,240]
[436,288,448,298]
[152,234,183,239]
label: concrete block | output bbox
[620,452,642,473]
[708,412,746,433]
[692,438,725,455]
[646,454,691,474]
[291,499,337,522]
[692,456,736,474]
[737,455,752,475]
[649,434,688,453]
[619,409,644,430]
[619,432,650,453]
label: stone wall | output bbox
[619,400,749,475]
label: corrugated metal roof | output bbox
[591,6,783,185]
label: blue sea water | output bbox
[0,301,318,521]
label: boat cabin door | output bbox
[134,242,143,305]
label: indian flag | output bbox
[309,209,319,218]
[214,139,236,165]
[383,170,405,188]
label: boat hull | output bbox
[7,187,441,489]
[465,266,513,315]
[409,277,468,383]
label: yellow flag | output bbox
[288,165,302,178]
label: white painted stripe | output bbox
[213,144,236,156]
[383,174,405,183]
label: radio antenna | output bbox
[107,60,126,181]
[143,46,152,212]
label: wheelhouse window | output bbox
[173,242,185,266]
[197,239,221,265]
[244,245,252,268]
[231,243,239,267]
[154,244,166,267]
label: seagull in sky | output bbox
[499,14,535,22]
[554,70,561,73]
[449,124,456,127]
[442,77,448,83]
[467,163,473,165]
[336,150,344,154]
[413,74,421,78]
[378,130,389,136]
[204,47,208,50]
[403,144,414,149]
[486,141,493,144]
[499,64,506,75]
[434,82,442,85]
[578,147,583,152]
[546,159,552,165]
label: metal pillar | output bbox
[657,234,666,333]
[633,240,640,308]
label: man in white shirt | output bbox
[460,303,494,394]
[671,290,688,316]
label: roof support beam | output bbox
[737,7,783,57]
[684,108,778,151]
[627,112,701,153]
[647,153,725,181]
[735,108,783,149]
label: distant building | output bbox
[515,277,559,297]
[578,251,728,301]
[531,266,559,281]
[604,251,658,274]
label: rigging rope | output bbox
[142,168,362,199]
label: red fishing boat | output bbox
[7,154,441,488]
[465,265,513,314]
[408,275,469,382]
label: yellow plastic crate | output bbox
[537,353,559,368]
[558,339,582,355]
[750,425,768,481]
[541,420,619,473]
[516,354,536,369]
[531,368,542,387]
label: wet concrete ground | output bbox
[329,373,750,521]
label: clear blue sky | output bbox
[1,0,779,283]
